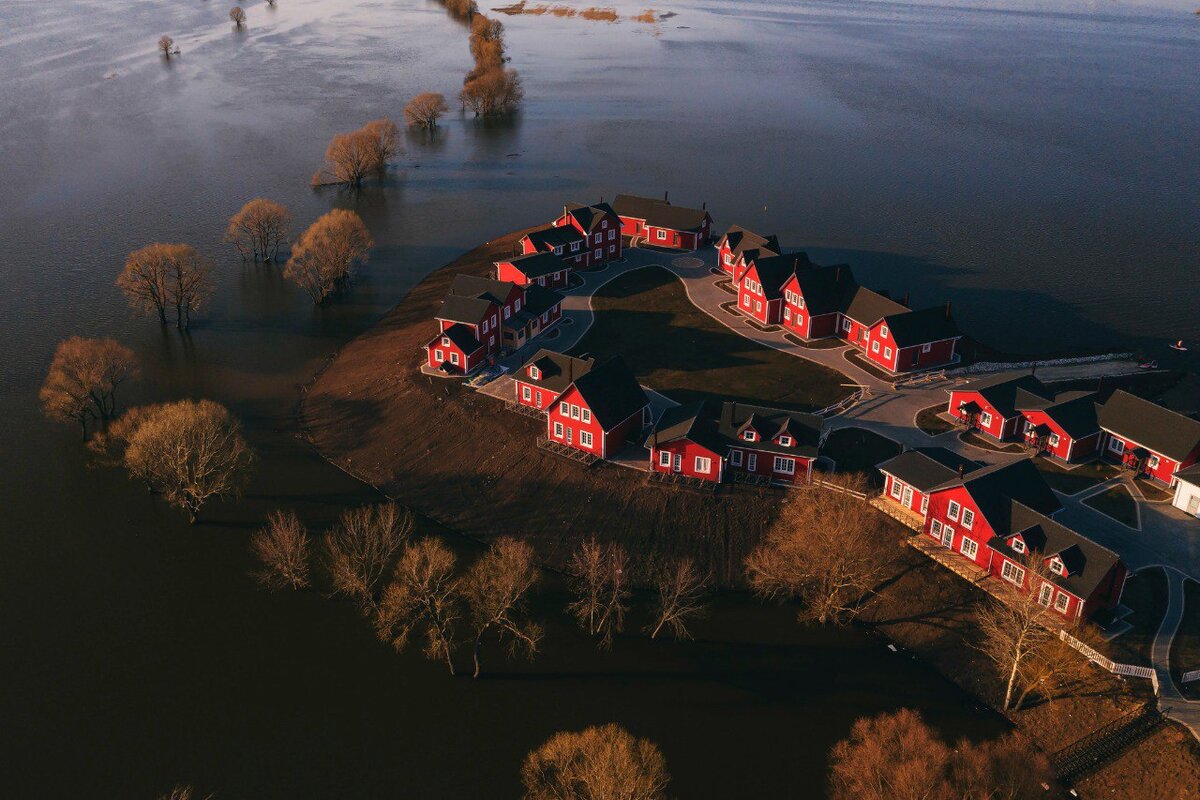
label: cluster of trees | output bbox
[223,198,291,262]
[522,723,671,800]
[116,243,214,331]
[461,13,524,116]
[404,92,449,129]
[828,708,1052,800]
[39,337,138,439]
[312,118,400,187]
[282,209,373,303]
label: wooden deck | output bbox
[505,400,546,420]
[870,496,925,531]
[907,534,990,585]
[536,437,599,466]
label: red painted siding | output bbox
[514,379,553,411]
[726,446,813,485]
[882,474,928,515]
[1020,410,1098,462]
[427,334,485,374]
[924,486,994,570]
[1100,432,1195,484]
[547,386,607,457]
[496,261,570,290]
[894,338,958,372]
[946,391,1019,440]
[649,439,724,482]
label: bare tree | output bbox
[404,92,450,129]
[116,243,213,330]
[973,557,1077,711]
[229,7,247,27]
[376,537,461,675]
[39,337,138,439]
[828,708,1054,800]
[522,723,670,800]
[468,15,505,70]
[460,537,542,678]
[442,0,479,21]
[324,503,413,613]
[745,475,890,626]
[566,538,630,648]
[283,209,373,303]
[158,36,175,58]
[224,198,292,261]
[87,404,160,486]
[460,68,524,116]
[313,118,400,187]
[251,510,312,590]
[121,399,254,522]
[648,558,708,639]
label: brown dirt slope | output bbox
[302,231,779,582]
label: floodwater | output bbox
[1,0,1197,796]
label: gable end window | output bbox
[581,409,591,423]
[1012,538,1026,554]
[947,501,960,521]
[961,509,974,529]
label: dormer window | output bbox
[441,336,450,347]
[778,436,792,447]
[1049,558,1064,576]
[529,366,540,380]
[554,246,563,255]
[1012,538,1026,554]
[742,430,756,442]
[571,242,580,252]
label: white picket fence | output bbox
[1060,630,1159,693]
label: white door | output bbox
[901,486,913,508]
[672,454,681,473]
[747,453,757,472]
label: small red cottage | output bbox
[780,263,855,339]
[647,400,823,485]
[1096,390,1200,486]
[613,193,713,251]
[496,251,572,289]
[876,447,981,518]
[735,254,813,326]
[545,357,650,458]
[552,202,623,265]
[864,306,961,373]
[513,349,595,412]
[946,372,1050,441]
[519,226,590,268]
[1016,391,1101,463]
[923,458,1126,621]
[715,225,780,276]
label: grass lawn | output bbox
[1108,567,1167,667]
[1083,485,1139,527]
[1035,458,1120,496]
[915,404,956,436]
[1174,580,1200,697]
[572,266,850,412]
[821,428,902,484]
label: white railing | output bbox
[1060,629,1158,690]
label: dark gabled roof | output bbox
[612,194,710,232]
[932,457,1062,534]
[882,306,960,347]
[1096,390,1200,462]
[1175,463,1200,485]
[429,323,484,354]
[568,357,649,430]
[563,202,618,233]
[876,447,982,491]
[436,294,494,326]
[721,226,781,260]
[1030,392,1100,440]
[953,372,1050,419]
[501,251,565,279]
[986,502,1123,600]
[524,226,584,250]
[719,402,822,459]
[449,274,519,306]
[517,349,594,393]
[789,264,858,316]
[747,253,811,299]
[646,400,728,455]
[841,285,908,326]
[522,284,564,317]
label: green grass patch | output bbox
[1035,458,1119,495]
[915,405,956,436]
[1083,485,1139,527]
[572,266,850,412]
[821,428,902,486]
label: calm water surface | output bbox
[1,0,1198,796]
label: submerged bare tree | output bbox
[461,537,542,678]
[404,92,449,129]
[283,209,373,303]
[376,537,461,675]
[121,399,254,522]
[313,118,400,187]
[745,474,890,626]
[158,36,175,58]
[224,198,292,261]
[251,510,312,590]
[325,503,413,613]
[229,7,247,27]
[460,68,524,116]
[116,243,214,330]
[648,558,708,639]
[522,723,671,800]
[39,336,138,439]
[566,538,630,648]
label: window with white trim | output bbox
[724,254,732,265]
[980,411,993,428]
[450,352,459,365]
[594,249,602,259]
[529,366,540,379]
[554,422,564,438]
[554,246,563,255]
[609,245,615,253]
[571,405,581,420]
[434,349,444,362]
[921,343,931,353]
[659,450,672,466]
[580,431,593,447]
[1108,437,1124,454]
[742,430,756,441]
[608,230,616,240]
[841,317,851,332]
[1054,591,1071,612]
[570,241,580,252]
[773,457,796,475]
[871,341,880,353]
[1048,433,1060,447]
[1011,538,1026,554]
[595,234,603,244]
[880,325,889,338]
[504,307,511,319]
[891,480,903,500]
[441,336,450,347]
[960,537,978,559]
[1148,454,1161,469]
[931,519,943,535]
[695,456,712,473]
[1049,558,1064,576]
[1037,583,1053,606]
[729,449,743,466]
[1001,561,1025,586]
[779,436,792,447]
[581,409,591,423]
[515,298,521,312]
[522,386,531,401]
[884,347,892,359]
[560,402,569,415]
[921,496,929,513]
[947,501,960,521]
[657,230,666,241]
[742,295,751,308]
[783,308,791,321]
[961,509,974,529]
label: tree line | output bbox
[432,0,524,116]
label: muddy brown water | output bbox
[2,0,1198,796]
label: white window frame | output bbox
[657,229,666,241]
[449,352,459,365]
[522,385,532,401]
[742,430,755,442]
[1148,454,1161,469]
[921,343,931,353]
[659,450,671,467]
[960,537,978,560]
[891,480,903,500]
[1037,583,1054,607]
[841,317,851,332]
[931,519,943,536]
[729,449,743,466]
[724,254,732,265]
[571,405,581,420]
[608,244,615,253]
[779,435,792,447]
[529,366,540,379]
[580,431,593,447]
[434,349,444,362]
[1048,433,1060,447]
[1054,591,1071,612]
[441,336,451,347]
[695,456,712,473]
[1001,561,1025,586]
[773,456,796,475]
[1012,538,1026,554]
[1108,437,1125,454]
[961,509,974,530]
[553,422,564,438]
[570,241,580,252]
[1049,558,1064,576]
[947,501,960,521]
[559,402,569,415]
[608,230,616,240]
[581,408,591,424]
[880,325,889,338]
[884,347,892,359]
[980,411,993,428]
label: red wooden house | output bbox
[647,400,823,485]
[496,251,571,289]
[546,357,650,458]
[513,349,595,412]
[1016,391,1101,463]
[1096,390,1200,486]
[923,458,1126,621]
[864,307,961,373]
[715,225,780,276]
[780,263,855,339]
[876,447,981,518]
[613,193,713,251]
[946,372,1051,441]
[735,254,813,326]
[519,225,590,269]
[552,202,623,266]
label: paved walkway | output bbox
[1152,568,1200,738]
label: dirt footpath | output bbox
[301,231,780,582]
